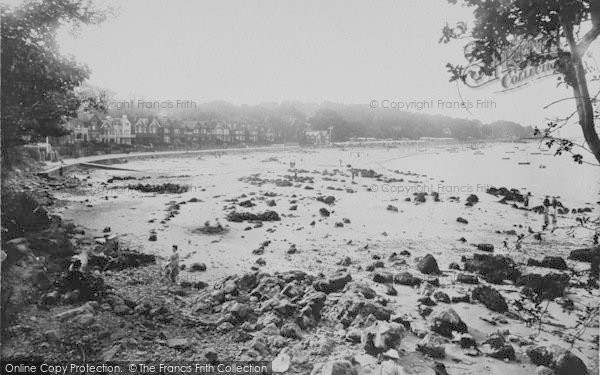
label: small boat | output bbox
[539,164,546,169]
[502,157,510,160]
[530,152,542,155]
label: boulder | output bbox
[433,291,450,304]
[517,273,570,300]
[448,262,461,270]
[330,295,391,327]
[416,333,446,359]
[417,254,440,275]
[527,346,553,367]
[280,322,302,339]
[463,253,521,284]
[472,285,508,313]
[361,321,405,355]
[315,360,358,375]
[551,346,588,375]
[313,272,352,293]
[343,282,377,299]
[476,244,494,252]
[527,256,568,270]
[385,284,398,296]
[456,273,479,284]
[189,262,207,272]
[568,247,600,262]
[373,272,393,284]
[488,344,516,361]
[429,307,467,337]
[394,272,422,286]
[483,333,515,361]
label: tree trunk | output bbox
[563,17,600,164]
[571,53,600,164]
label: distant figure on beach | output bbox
[543,196,550,208]
[523,195,529,208]
[351,170,356,182]
[551,196,559,212]
[543,206,550,228]
[165,245,180,283]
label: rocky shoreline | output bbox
[1,160,599,375]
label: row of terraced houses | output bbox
[59,113,279,146]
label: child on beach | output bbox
[165,245,180,283]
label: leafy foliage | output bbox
[1,0,109,154]
[442,0,600,164]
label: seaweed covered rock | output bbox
[416,332,446,358]
[486,186,525,203]
[472,285,508,313]
[527,256,568,270]
[463,253,521,284]
[316,195,336,205]
[124,183,189,194]
[527,345,588,375]
[517,273,570,300]
[227,210,281,222]
[483,333,516,361]
[394,272,422,286]
[429,307,467,337]
[313,272,352,293]
[88,251,155,271]
[330,294,391,327]
[476,243,494,252]
[569,247,600,263]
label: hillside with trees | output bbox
[106,100,533,142]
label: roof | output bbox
[181,120,198,129]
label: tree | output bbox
[441,0,600,164]
[1,0,109,160]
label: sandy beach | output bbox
[41,142,599,374]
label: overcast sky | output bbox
[10,0,600,132]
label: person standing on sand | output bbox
[165,245,180,283]
[551,196,559,213]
